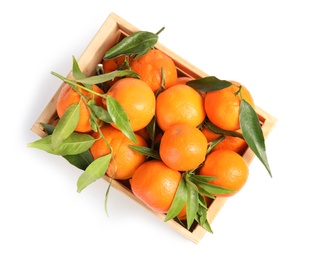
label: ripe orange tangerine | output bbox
[130,49,178,93]
[204,81,255,131]
[130,160,182,214]
[198,150,249,197]
[159,123,208,171]
[105,77,156,132]
[156,84,206,131]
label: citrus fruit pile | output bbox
[28,28,271,233]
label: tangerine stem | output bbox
[234,84,243,99]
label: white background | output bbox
[1,0,311,259]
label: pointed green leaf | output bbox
[40,122,55,135]
[204,120,244,139]
[72,56,92,90]
[186,76,232,92]
[240,99,271,176]
[196,195,213,233]
[197,186,215,199]
[106,95,137,143]
[72,56,86,80]
[146,116,156,148]
[39,122,94,170]
[86,99,100,132]
[128,145,160,160]
[185,180,199,229]
[190,174,225,198]
[197,182,235,196]
[77,70,140,85]
[28,133,95,155]
[77,154,112,193]
[103,31,159,60]
[165,174,187,221]
[51,103,80,150]
[199,216,213,233]
[198,193,209,208]
[63,149,94,170]
[206,135,225,155]
[88,104,113,123]
[189,174,217,184]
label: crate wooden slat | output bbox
[31,12,277,244]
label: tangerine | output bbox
[105,77,156,132]
[56,83,104,133]
[130,160,182,214]
[90,124,148,180]
[198,149,249,197]
[156,84,206,131]
[204,81,255,131]
[130,49,178,93]
[159,123,208,171]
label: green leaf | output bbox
[240,99,272,176]
[146,116,156,149]
[196,195,213,233]
[39,122,94,170]
[165,174,187,221]
[106,95,137,143]
[77,154,112,193]
[197,182,235,196]
[51,103,80,150]
[199,216,213,233]
[185,180,199,229]
[72,56,86,80]
[186,76,232,92]
[103,31,159,60]
[63,150,94,170]
[197,186,215,199]
[72,56,93,90]
[86,99,101,132]
[206,135,225,155]
[189,174,217,185]
[77,70,140,85]
[204,120,244,139]
[128,145,160,160]
[40,122,55,135]
[28,133,95,156]
[88,104,113,123]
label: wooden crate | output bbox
[31,12,277,244]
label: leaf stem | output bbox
[156,26,165,35]
[51,71,106,99]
